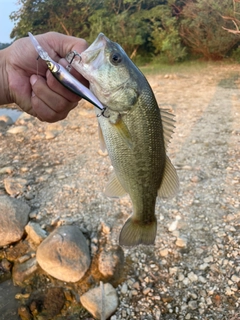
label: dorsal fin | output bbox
[160,109,175,149]
[158,155,179,199]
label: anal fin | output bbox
[158,155,179,199]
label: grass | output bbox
[138,59,236,76]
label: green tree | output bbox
[148,4,187,63]
[179,0,239,59]
[10,0,99,40]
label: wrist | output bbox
[0,48,12,105]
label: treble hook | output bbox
[97,107,110,118]
[66,51,82,72]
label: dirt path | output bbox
[0,63,239,319]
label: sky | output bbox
[0,0,21,43]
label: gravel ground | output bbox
[0,63,239,319]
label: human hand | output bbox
[0,32,88,122]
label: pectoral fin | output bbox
[98,124,107,152]
[105,171,127,198]
[158,155,179,199]
[112,117,133,149]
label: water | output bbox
[0,108,22,122]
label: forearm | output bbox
[0,48,13,105]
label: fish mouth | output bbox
[65,33,109,109]
[80,33,108,68]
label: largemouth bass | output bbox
[70,33,179,247]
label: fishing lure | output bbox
[28,32,104,111]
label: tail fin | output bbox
[119,216,157,247]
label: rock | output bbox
[25,222,47,245]
[176,237,188,248]
[4,177,28,196]
[45,123,63,139]
[188,300,198,310]
[7,125,28,134]
[0,196,30,247]
[16,112,32,123]
[188,272,198,282]
[36,225,90,282]
[0,166,14,174]
[121,283,128,295]
[98,245,124,279]
[12,257,38,285]
[168,216,181,232]
[0,120,7,131]
[0,115,14,125]
[80,283,118,319]
[1,258,12,271]
[45,131,57,140]
[159,248,169,257]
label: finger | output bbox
[31,94,74,122]
[30,74,78,121]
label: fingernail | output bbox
[30,75,38,86]
[31,91,35,97]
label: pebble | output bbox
[45,131,57,140]
[0,115,14,125]
[199,263,209,270]
[80,283,118,320]
[0,195,30,247]
[159,248,169,257]
[188,300,198,310]
[231,274,240,283]
[0,166,14,174]
[36,225,90,282]
[121,283,128,295]
[12,257,38,286]
[188,272,198,282]
[7,125,28,134]
[25,221,47,245]
[143,287,151,295]
[4,177,28,196]
[176,237,188,248]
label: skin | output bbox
[0,32,89,122]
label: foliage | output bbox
[10,0,99,39]
[179,0,239,60]
[0,43,12,50]
[148,5,187,63]
[9,0,240,63]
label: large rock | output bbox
[80,283,118,320]
[0,196,30,247]
[36,225,91,282]
[98,245,124,280]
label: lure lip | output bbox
[28,32,104,111]
[28,32,54,62]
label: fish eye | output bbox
[110,52,122,65]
